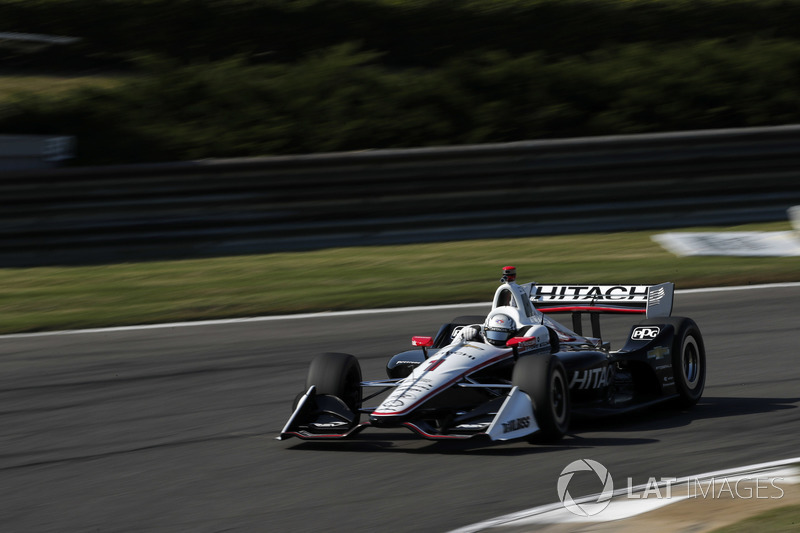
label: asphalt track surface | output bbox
[1,285,799,532]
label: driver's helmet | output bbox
[484,312,516,346]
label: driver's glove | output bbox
[459,325,481,342]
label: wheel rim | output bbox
[682,336,701,390]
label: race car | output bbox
[278,267,706,444]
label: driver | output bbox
[459,311,549,348]
[462,312,518,346]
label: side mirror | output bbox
[412,336,434,358]
[506,336,535,348]
[506,336,536,359]
[412,336,434,347]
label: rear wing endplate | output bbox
[525,282,674,337]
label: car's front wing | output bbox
[277,385,539,442]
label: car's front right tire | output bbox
[512,354,570,443]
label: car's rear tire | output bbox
[670,319,706,408]
[512,354,570,443]
[637,317,706,408]
[306,352,362,421]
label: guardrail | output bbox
[3,124,800,266]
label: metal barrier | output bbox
[3,124,800,266]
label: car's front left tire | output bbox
[306,352,362,422]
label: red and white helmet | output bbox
[485,312,516,346]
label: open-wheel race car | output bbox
[278,267,706,444]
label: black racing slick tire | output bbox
[669,318,706,408]
[512,354,570,443]
[306,352,363,421]
[637,316,706,408]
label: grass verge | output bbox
[0,222,798,335]
[0,74,124,99]
[709,504,800,532]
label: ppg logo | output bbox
[631,326,660,340]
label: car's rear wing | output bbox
[524,282,674,338]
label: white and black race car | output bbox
[278,267,706,444]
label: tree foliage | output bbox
[2,1,800,164]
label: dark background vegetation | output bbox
[2,0,800,165]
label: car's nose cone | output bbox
[368,414,406,428]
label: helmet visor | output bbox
[486,328,512,345]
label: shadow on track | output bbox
[284,433,660,455]
[692,396,800,419]
[281,396,798,454]
[573,396,800,433]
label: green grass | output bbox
[0,222,798,334]
[0,74,124,99]
[709,504,800,532]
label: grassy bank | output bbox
[710,504,800,532]
[0,74,123,99]
[0,223,797,334]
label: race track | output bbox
[1,285,799,532]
